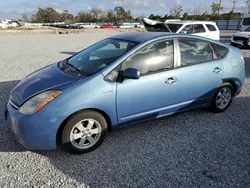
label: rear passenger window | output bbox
[122,39,174,75]
[210,43,229,59]
[193,24,206,33]
[179,38,214,66]
[206,24,217,31]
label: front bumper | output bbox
[230,38,250,47]
[4,100,65,150]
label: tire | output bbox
[209,83,234,113]
[61,110,107,154]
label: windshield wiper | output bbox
[59,60,82,76]
[67,63,82,75]
[59,60,90,77]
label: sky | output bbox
[0,0,247,20]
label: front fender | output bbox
[42,74,119,128]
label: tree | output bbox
[134,15,144,22]
[148,14,163,21]
[90,7,103,22]
[22,14,30,22]
[60,10,74,23]
[182,12,189,20]
[125,10,133,22]
[211,2,223,15]
[77,11,93,22]
[170,4,183,19]
[33,7,62,23]
[114,6,126,22]
[106,10,116,22]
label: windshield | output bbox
[166,24,183,32]
[60,38,138,76]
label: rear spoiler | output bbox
[142,18,172,32]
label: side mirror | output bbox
[181,30,187,34]
[122,68,140,79]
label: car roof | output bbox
[110,32,180,43]
[166,21,217,25]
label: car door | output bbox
[116,38,188,125]
[172,37,224,109]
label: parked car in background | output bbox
[5,32,245,154]
[100,23,120,28]
[0,20,21,28]
[134,23,145,28]
[119,23,136,29]
[231,26,250,48]
[240,13,250,31]
[143,18,220,40]
[79,23,100,29]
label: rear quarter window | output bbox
[206,24,217,31]
[210,43,229,59]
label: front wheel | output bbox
[61,110,107,154]
[209,83,234,113]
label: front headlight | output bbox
[19,90,61,115]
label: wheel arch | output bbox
[56,108,112,147]
[222,78,241,96]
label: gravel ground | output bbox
[0,32,250,188]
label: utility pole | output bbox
[218,0,222,15]
[246,0,250,13]
[232,0,238,12]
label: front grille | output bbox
[233,36,249,41]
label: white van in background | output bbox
[240,14,250,31]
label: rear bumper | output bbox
[4,100,65,150]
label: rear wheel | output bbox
[209,83,234,113]
[61,110,107,154]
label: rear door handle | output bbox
[165,77,177,85]
[213,67,222,74]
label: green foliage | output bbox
[24,2,242,24]
[170,4,183,19]
[211,2,223,15]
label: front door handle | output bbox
[213,67,222,74]
[165,77,177,85]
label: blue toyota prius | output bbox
[5,32,246,154]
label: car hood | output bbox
[142,18,172,32]
[233,32,250,38]
[10,63,80,106]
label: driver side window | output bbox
[122,39,174,76]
